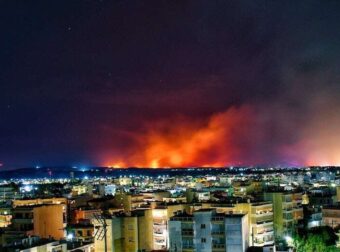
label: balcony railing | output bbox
[183,244,195,249]
[256,220,273,226]
[283,208,293,213]
[153,223,166,227]
[255,229,274,235]
[212,230,224,235]
[154,230,164,236]
[182,231,194,236]
[264,240,275,245]
[212,244,225,249]
[155,239,166,245]
[12,218,33,223]
[172,217,193,221]
[252,211,273,217]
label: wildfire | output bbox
[100,100,340,168]
[105,161,127,169]
[103,106,257,168]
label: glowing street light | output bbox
[67,233,74,241]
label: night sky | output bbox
[1,0,340,169]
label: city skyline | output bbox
[2,1,340,169]
[2,2,340,251]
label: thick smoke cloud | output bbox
[99,0,340,167]
[103,79,340,168]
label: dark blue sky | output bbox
[1,0,340,168]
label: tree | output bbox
[292,228,339,252]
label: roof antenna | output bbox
[93,213,109,252]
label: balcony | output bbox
[212,243,225,249]
[255,220,273,227]
[252,211,273,217]
[283,208,293,213]
[153,222,166,229]
[153,219,166,225]
[174,217,193,222]
[264,240,275,245]
[11,218,33,224]
[154,239,166,245]
[254,208,273,213]
[183,244,195,249]
[182,230,194,236]
[154,230,165,236]
[256,230,274,238]
[253,240,265,246]
[212,230,224,236]
[211,217,224,223]
[253,238,274,247]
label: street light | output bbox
[67,233,74,241]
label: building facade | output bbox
[264,192,303,239]
[169,209,248,252]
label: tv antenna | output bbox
[93,213,109,252]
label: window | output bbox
[201,238,206,243]
[201,224,206,229]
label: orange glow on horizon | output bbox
[101,106,257,168]
[105,161,127,169]
[98,100,340,168]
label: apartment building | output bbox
[33,204,67,240]
[322,205,340,228]
[93,211,153,252]
[201,201,274,247]
[169,209,249,252]
[264,191,303,238]
[93,204,186,252]
[151,204,186,250]
[12,197,67,208]
[11,198,67,239]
